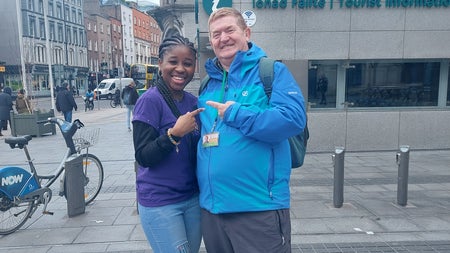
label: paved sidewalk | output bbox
[1,100,450,252]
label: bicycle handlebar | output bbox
[36,117,85,155]
[37,117,84,129]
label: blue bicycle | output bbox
[0,117,104,235]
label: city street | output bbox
[28,94,122,113]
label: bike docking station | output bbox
[64,154,86,217]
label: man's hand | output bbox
[206,101,235,118]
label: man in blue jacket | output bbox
[197,7,307,253]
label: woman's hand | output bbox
[170,108,205,137]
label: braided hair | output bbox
[156,35,197,118]
[158,35,197,60]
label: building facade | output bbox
[84,0,124,82]
[101,2,135,69]
[84,0,161,85]
[190,0,450,152]
[0,0,89,96]
[84,14,112,75]
[132,6,160,65]
[110,17,124,71]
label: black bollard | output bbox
[332,147,345,208]
[396,145,410,206]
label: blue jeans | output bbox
[126,104,134,129]
[138,195,202,253]
[63,110,73,123]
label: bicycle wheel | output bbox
[110,99,116,108]
[0,192,34,235]
[81,154,104,205]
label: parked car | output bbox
[94,78,134,99]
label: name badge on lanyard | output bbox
[202,132,219,147]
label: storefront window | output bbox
[346,62,440,107]
[308,64,337,108]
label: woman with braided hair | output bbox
[132,35,204,253]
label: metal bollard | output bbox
[396,145,410,206]
[332,147,345,208]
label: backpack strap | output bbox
[259,57,276,100]
[198,75,210,95]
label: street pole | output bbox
[43,0,56,110]
[96,72,100,110]
[15,0,28,94]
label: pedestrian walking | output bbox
[56,82,77,122]
[121,80,139,131]
[0,86,13,136]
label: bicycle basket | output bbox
[73,128,100,149]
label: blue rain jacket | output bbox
[197,43,307,214]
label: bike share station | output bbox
[0,118,103,235]
[61,120,102,217]
[0,143,88,218]
[64,154,86,217]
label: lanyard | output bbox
[210,69,227,132]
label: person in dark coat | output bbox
[121,80,139,131]
[317,74,329,105]
[0,86,13,136]
[56,82,77,122]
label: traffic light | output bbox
[113,68,118,77]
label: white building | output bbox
[121,5,135,66]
